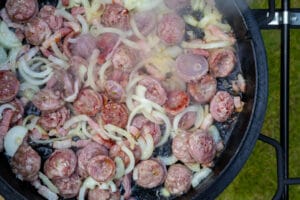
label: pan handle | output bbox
[258,134,284,200]
[251,0,276,28]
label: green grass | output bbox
[217,1,300,199]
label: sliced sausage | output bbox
[132,115,161,145]
[139,77,167,105]
[0,109,14,152]
[112,45,138,72]
[96,33,119,63]
[25,18,51,46]
[104,80,125,102]
[38,5,63,31]
[11,143,41,181]
[5,0,38,23]
[157,13,185,45]
[172,132,195,163]
[134,159,166,188]
[101,4,130,30]
[87,155,116,182]
[77,142,108,178]
[101,102,128,128]
[164,164,192,195]
[9,99,24,124]
[88,187,120,200]
[188,130,216,164]
[38,107,70,131]
[164,91,190,116]
[52,173,81,199]
[109,141,141,167]
[210,91,234,122]
[44,149,77,179]
[208,48,236,78]
[32,89,65,112]
[188,74,217,103]
[70,33,98,60]
[133,11,156,36]
[73,88,103,116]
[164,0,191,11]
[0,70,20,104]
[178,112,196,130]
[175,53,209,82]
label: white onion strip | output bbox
[181,40,232,49]
[0,104,15,120]
[114,157,125,179]
[19,58,53,78]
[81,121,92,138]
[157,155,178,166]
[120,38,142,50]
[38,172,59,194]
[76,15,89,34]
[78,177,100,200]
[191,168,212,188]
[104,124,136,149]
[126,104,145,131]
[130,17,146,41]
[137,133,154,160]
[18,63,53,86]
[64,80,79,102]
[98,60,112,90]
[50,42,68,61]
[55,9,76,22]
[208,125,222,143]
[48,55,69,68]
[121,145,135,174]
[153,111,171,147]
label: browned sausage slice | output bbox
[208,48,236,78]
[188,74,217,103]
[77,142,108,178]
[172,132,195,163]
[52,173,81,199]
[101,4,130,30]
[32,89,65,112]
[101,102,128,128]
[38,107,70,131]
[25,18,51,46]
[210,91,234,122]
[157,13,185,45]
[112,45,138,72]
[188,130,216,164]
[5,0,38,22]
[104,80,125,102]
[175,53,209,82]
[96,33,119,64]
[134,159,166,188]
[73,88,103,116]
[11,143,41,181]
[44,149,77,179]
[70,34,98,60]
[88,187,120,200]
[0,70,20,104]
[139,77,167,106]
[164,164,192,195]
[87,155,116,182]
[38,5,63,31]
[164,90,190,116]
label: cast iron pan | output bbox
[0,0,268,199]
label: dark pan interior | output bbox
[0,0,268,199]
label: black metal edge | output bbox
[191,0,269,199]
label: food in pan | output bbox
[0,0,246,199]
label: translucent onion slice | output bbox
[19,58,53,78]
[98,60,112,90]
[114,157,125,179]
[137,133,154,160]
[160,187,171,198]
[120,38,142,50]
[126,104,145,131]
[76,15,89,34]
[55,9,76,22]
[22,115,40,130]
[181,40,232,50]
[78,177,99,200]
[0,103,15,120]
[63,115,90,129]
[191,168,212,188]
[200,113,213,130]
[157,155,178,166]
[19,64,53,86]
[48,55,69,69]
[53,139,72,149]
[208,125,221,143]
[50,42,68,61]
[0,21,22,49]
[64,80,79,102]
[185,163,201,172]
[81,121,93,138]
[38,172,59,194]
[132,95,164,113]
[104,124,136,149]
[4,126,28,157]
[152,111,171,147]
[121,145,135,174]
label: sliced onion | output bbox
[22,47,40,61]
[132,95,164,113]
[160,187,171,198]
[64,80,79,102]
[164,46,183,58]
[114,157,125,179]
[108,181,117,193]
[185,163,201,172]
[48,55,69,68]
[78,177,99,200]
[76,14,89,34]
[0,46,8,64]
[86,49,100,91]
[157,155,178,166]
[191,168,212,188]
[137,133,154,160]
[200,113,213,130]
[51,42,68,61]
[181,40,232,50]
[130,17,146,41]
[120,38,142,50]
[31,136,70,144]
[19,58,53,78]
[104,124,136,149]
[55,9,76,22]
[37,185,59,200]
[126,104,145,131]
[98,60,112,90]
[121,145,135,174]
[81,121,93,138]
[22,115,40,130]
[63,115,90,130]
[0,103,15,120]
[38,172,59,194]
[152,111,171,147]
[208,125,221,144]
[64,21,81,33]
[53,139,72,149]
[4,126,28,157]
[0,21,22,49]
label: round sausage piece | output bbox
[210,91,234,122]
[188,74,217,103]
[178,112,197,130]
[52,173,81,199]
[112,45,137,72]
[104,80,125,102]
[176,53,209,82]
[88,187,120,200]
[164,164,192,195]
[0,70,20,104]
[25,18,51,46]
[164,90,190,116]
[32,89,65,112]
[139,77,167,106]
[87,155,116,182]
[5,0,38,22]
[101,102,128,128]
[38,5,63,31]
[77,142,108,178]
[157,12,185,45]
[209,48,236,78]
[188,130,216,164]
[96,33,119,63]
[44,149,77,179]
[11,144,41,182]
[164,0,191,11]
[134,159,166,189]
[133,11,156,36]
[38,107,70,131]
[101,4,130,30]
[73,88,103,116]
[70,33,98,60]
[172,132,195,163]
